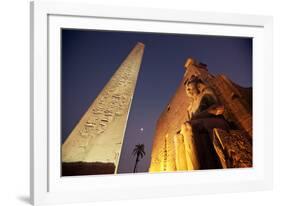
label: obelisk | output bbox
[62,42,145,174]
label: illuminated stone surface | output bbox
[149,58,252,172]
[62,42,145,174]
[173,133,188,171]
[180,123,200,170]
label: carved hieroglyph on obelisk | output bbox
[62,42,145,173]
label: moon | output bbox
[140,128,144,132]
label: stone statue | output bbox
[149,58,252,172]
[183,75,230,169]
[184,75,229,134]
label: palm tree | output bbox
[132,144,145,173]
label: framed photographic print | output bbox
[30,0,273,205]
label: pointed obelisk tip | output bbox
[137,42,145,48]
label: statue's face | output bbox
[185,76,204,98]
[185,75,218,115]
[185,76,210,98]
[185,82,199,97]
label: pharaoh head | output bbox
[184,75,213,99]
[184,75,218,115]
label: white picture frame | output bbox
[30,0,273,205]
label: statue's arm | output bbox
[191,104,224,119]
[207,104,224,116]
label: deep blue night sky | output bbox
[61,29,252,173]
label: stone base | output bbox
[62,162,115,176]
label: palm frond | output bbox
[132,144,145,158]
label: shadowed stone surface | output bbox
[212,128,252,168]
[62,162,115,176]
